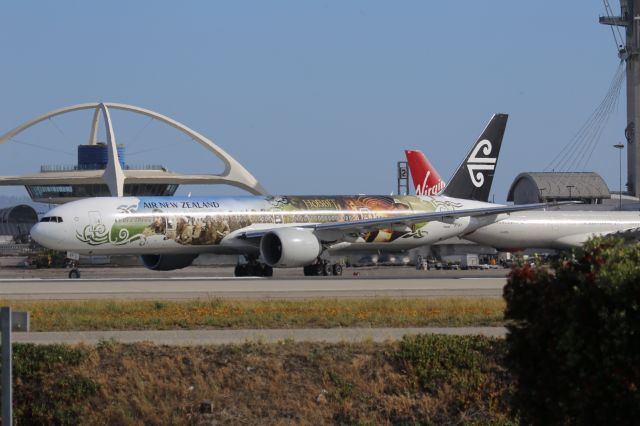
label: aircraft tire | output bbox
[253,264,265,277]
[263,265,273,277]
[234,264,247,277]
[303,265,318,276]
[68,269,80,279]
[332,264,343,276]
[322,262,332,276]
[246,264,257,276]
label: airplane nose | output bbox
[30,223,58,249]
[30,223,45,245]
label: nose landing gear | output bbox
[67,259,81,279]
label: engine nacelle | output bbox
[260,228,322,268]
[140,254,198,271]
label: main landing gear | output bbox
[303,260,343,277]
[234,257,273,277]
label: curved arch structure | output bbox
[0,102,267,196]
[0,204,38,236]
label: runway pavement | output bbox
[12,326,508,345]
[0,265,510,280]
[0,276,506,300]
[0,267,509,345]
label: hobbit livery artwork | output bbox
[75,195,462,249]
[31,113,565,277]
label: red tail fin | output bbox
[404,149,446,196]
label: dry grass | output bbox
[0,297,505,331]
[13,336,516,425]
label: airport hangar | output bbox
[0,102,631,265]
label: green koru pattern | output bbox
[76,223,144,246]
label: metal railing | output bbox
[0,244,36,256]
[40,164,167,173]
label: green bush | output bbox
[397,334,513,423]
[504,237,640,425]
[398,334,494,394]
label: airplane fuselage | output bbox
[31,194,495,256]
[464,210,640,250]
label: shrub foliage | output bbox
[504,237,640,425]
[397,334,513,424]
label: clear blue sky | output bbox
[0,1,627,202]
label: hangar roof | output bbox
[0,204,38,236]
[507,172,611,202]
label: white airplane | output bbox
[405,147,640,251]
[31,113,559,277]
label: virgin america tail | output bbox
[404,150,446,196]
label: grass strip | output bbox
[12,335,515,424]
[0,297,505,331]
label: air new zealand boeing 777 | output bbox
[31,113,556,277]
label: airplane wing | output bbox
[236,202,568,240]
[604,227,640,242]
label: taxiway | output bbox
[13,327,507,345]
[0,276,505,300]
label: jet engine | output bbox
[140,254,199,271]
[260,228,322,268]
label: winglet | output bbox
[442,113,508,202]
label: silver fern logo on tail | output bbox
[442,113,507,202]
[466,140,496,187]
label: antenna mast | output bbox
[600,0,638,195]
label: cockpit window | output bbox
[39,216,63,223]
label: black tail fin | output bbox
[442,113,508,202]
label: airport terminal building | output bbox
[0,102,266,205]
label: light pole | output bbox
[614,143,625,210]
[538,187,546,202]
[566,185,575,201]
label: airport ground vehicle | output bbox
[26,254,52,269]
[26,252,66,269]
[460,254,479,269]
